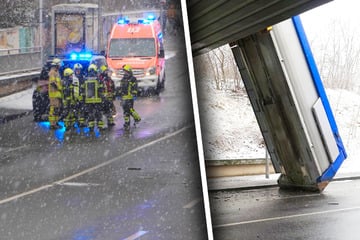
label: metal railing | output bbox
[0,67,41,77]
[206,151,273,179]
[0,46,41,56]
[0,47,42,75]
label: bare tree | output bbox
[206,51,221,90]
[194,43,244,93]
[0,1,36,28]
[310,19,360,90]
[231,57,243,92]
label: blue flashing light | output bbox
[79,52,92,59]
[70,53,78,60]
[138,19,149,24]
[69,52,92,60]
[147,14,156,21]
[117,18,130,25]
[138,15,156,24]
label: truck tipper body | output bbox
[51,3,100,56]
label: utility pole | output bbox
[39,0,43,65]
[98,0,101,52]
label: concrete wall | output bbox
[0,71,39,97]
[0,52,42,75]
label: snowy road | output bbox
[0,33,208,239]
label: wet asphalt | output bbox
[210,178,360,240]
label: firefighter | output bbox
[84,64,105,129]
[99,65,116,126]
[48,58,63,129]
[73,63,86,127]
[119,64,141,130]
[61,68,76,129]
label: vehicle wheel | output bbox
[161,73,166,89]
[155,78,162,95]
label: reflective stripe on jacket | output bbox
[120,76,138,100]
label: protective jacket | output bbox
[73,74,85,102]
[100,74,115,100]
[120,75,138,100]
[48,67,62,98]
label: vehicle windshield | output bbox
[108,38,156,57]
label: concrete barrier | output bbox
[0,52,42,75]
[206,158,275,178]
[0,70,40,97]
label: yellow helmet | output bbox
[100,65,108,73]
[63,68,74,77]
[122,64,132,72]
[88,64,98,72]
[51,58,62,67]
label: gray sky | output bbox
[299,0,360,88]
[300,0,359,36]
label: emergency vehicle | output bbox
[106,14,165,95]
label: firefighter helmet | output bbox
[88,64,98,72]
[73,63,83,70]
[51,58,62,67]
[63,68,74,77]
[100,65,108,73]
[122,64,132,72]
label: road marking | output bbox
[56,182,101,187]
[213,205,360,229]
[0,184,52,205]
[2,145,28,153]
[0,125,192,205]
[183,198,202,209]
[123,230,148,240]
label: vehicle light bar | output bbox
[70,52,92,60]
[117,17,130,24]
[138,15,156,24]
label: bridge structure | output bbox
[187,0,347,192]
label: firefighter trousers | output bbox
[122,99,141,127]
[49,97,62,127]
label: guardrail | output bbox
[0,48,42,75]
[0,69,41,98]
[0,47,41,55]
[206,153,273,178]
[0,46,43,97]
[0,67,42,77]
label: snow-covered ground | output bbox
[196,77,360,177]
[0,87,33,110]
[197,83,265,160]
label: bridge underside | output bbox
[187,0,332,56]
[187,1,346,191]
